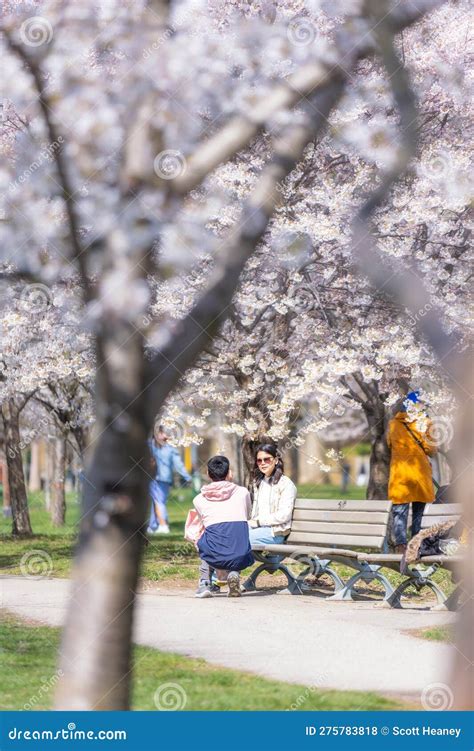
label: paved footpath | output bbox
[1,576,456,699]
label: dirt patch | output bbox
[402,626,453,643]
[137,578,195,594]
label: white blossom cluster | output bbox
[0,0,470,455]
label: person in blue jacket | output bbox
[148,424,191,534]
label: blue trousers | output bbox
[149,480,171,529]
[249,526,286,564]
[392,502,425,546]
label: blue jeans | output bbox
[249,526,286,564]
[392,502,425,546]
[149,480,171,529]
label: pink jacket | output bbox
[192,481,252,528]
[184,509,205,544]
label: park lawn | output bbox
[0,485,363,582]
[0,611,406,711]
[0,486,454,599]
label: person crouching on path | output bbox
[193,455,253,598]
[387,390,437,555]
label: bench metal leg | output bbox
[242,553,314,595]
[242,563,272,592]
[433,585,461,611]
[329,563,395,602]
[278,556,344,596]
[282,567,307,595]
[384,572,447,609]
[309,558,344,593]
[242,561,306,594]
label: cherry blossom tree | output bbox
[0,277,92,534]
[1,0,466,710]
[32,375,94,524]
[153,0,470,496]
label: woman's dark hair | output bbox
[253,443,284,487]
[207,455,230,481]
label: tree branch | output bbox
[167,0,444,195]
[5,35,93,303]
[145,79,347,419]
[351,0,458,366]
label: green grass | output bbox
[0,486,455,599]
[297,483,366,499]
[0,611,406,711]
[0,485,365,583]
[416,626,453,642]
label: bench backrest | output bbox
[287,499,392,551]
[418,503,462,530]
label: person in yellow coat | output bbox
[387,391,437,553]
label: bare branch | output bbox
[5,35,93,303]
[340,376,365,405]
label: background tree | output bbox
[0,279,91,533]
[152,0,469,495]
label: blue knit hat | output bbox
[402,390,423,412]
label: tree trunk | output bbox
[288,442,299,486]
[450,365,473,709]
[29,440,42,491]
[51,436,67,526]
[54,331,150,710]
[72,424,89,458]
[365,410,391,500]
[1,398,32,536]
[44,440,54,512]
[234,436,244,486]
[241,436,258,488]
[1,459,12,516]
[241,433,272,488]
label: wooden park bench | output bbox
[243,498,464,609]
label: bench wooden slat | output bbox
[253,544,359,559]
[293,510,390,523]
[286,531,386,548]
[295,499,391,512]
[291,521,387,536]
[423,504,462,515]
[359,553,464,565]
[420,516,460,528]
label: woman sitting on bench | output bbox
[248,443,297,554]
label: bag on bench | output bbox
[405,519,464,563]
